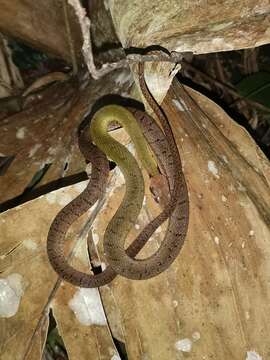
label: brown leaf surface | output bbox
[0,0,83,62]
[110,0,270,54]
[0,180,120,360]
[0,68,134,206]
[0,79,78,204]
[0,84,269,360]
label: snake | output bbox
[101,63,189,279]
[47,62,189,286]
[46,106,159,285]
[47,107,188,286]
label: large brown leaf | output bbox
[0,84,269,359]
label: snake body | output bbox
[47,105,161,285]
[47,107,188,286]
[47,63,189,286]
[47,129,111,286]
[101,63,189,279]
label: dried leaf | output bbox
[1,85,269,359]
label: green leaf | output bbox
[236,72,270,109]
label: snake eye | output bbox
[149,186,160,203]
[109,161,116,170]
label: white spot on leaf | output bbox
[48,146,57,155]
[22,239,37,251]
[208,160,220,178]
[214,236,220,245]
[16,127,26,139]
[69,288,107,326]
[211,37,232,50]
[92,232,99,245]
[222,155,229,164]
[29,144,41,157]
[127,143,136,156]
[115,71,132,86]
[237,182,246,192]
[246,350,262,360]
[0,274,24,318]
[172,99,185,111]
[228,184,235,192]
[221,195,227,202]
[192,331,201,341]
[245,311,250,320]
[85,163,92,176]
[175,338,192,352]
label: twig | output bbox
[0,78,12,91]
[0,34,24,89]
[62,0,78,75]
[214,53,226,84]
[67,0,187,80]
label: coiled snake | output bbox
[47,63,189,286]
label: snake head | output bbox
[149,173,170,208]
